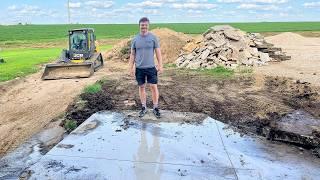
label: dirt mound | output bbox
[258,32,320,86]
[105,28,191,64]
[266,32,307,46]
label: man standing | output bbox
[129,17,163,118]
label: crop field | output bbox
[0,22,319,82]
[0,22,319,44]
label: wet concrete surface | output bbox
[21,111,320,180]
[0,126,65,179]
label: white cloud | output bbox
[218,0,288,4]
[7,4,59,20]
[127,1,163,8]
[69,2,81,8]
[303,1,320,8]
[237,3,278,10]
[143,9,161,15]
[85,1,114,9]
[171,2,217,9]
[7,5,17,11]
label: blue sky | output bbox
[0,0,319,24]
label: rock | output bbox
[208,46,214,50]
[124,100,136,107]
[224,29,241,41]
[186,53,195,61]
[243,49,253,59]
[219,48,233,60]
[211,47,223,55]
[241,58,254,66]
[206,63,218,69]
[201,49,210,60]
[212,39,227,48]
[249,48,259,57]
[205,33,213,40]
[179,59,190,68]
[176,56,185,64]
[218,55,228,61]
[186,61,202,69]
[176,25,290,70]
[259,52,270,63]
[210,25,235,32]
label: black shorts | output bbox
[135,67,158,86]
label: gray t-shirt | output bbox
[131,33,160,69]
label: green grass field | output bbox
[0,45,112,82]
[0,22,319,45]
[1,22,319,82]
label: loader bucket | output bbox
[41,63,94,80]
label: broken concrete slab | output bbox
[269,110,320,148]
[223,29,241,41]
[22,111,320,179]
[177,25,291,69]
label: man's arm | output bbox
[129,48,135,76]
[155,48,163,73]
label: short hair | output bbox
[139,17,150,25]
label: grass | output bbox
[0,22,319,45]
[0,45,113,82]
[83,82,102,94]
[237,66,254,74]
[99,44,113,51]
[191,66,235,78]
[64,119,77,132]
[174,65,235,78]
[1,21,318,82]
[0,47,61,81]
[164,63,177,68]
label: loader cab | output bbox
[69,28,96,60]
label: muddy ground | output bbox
[65,66,320,155]
[1,32,320,158]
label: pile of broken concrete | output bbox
[176,25,291,69]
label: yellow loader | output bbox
[42,28,104,80]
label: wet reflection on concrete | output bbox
[22,111,320,180]
[134,124,163,180]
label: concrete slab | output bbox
[214,120,320,179]
[0,126,65,179]
[23,111,320,180]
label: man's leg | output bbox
[147,67,160,118]
[136,68,148,117]
[138,84,148,117]
[150,84,159,108]
[139,84,147,108]
[150,84,161,118]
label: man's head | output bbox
[139,17,149,34]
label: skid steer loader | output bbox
[42,28,104,80]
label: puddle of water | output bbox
[0,126,65,179]
[23,111,320,179]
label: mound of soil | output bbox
[104,28,191,64]
[258,32,320,86]
[65,68,320,155]
[266,32,307,46]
